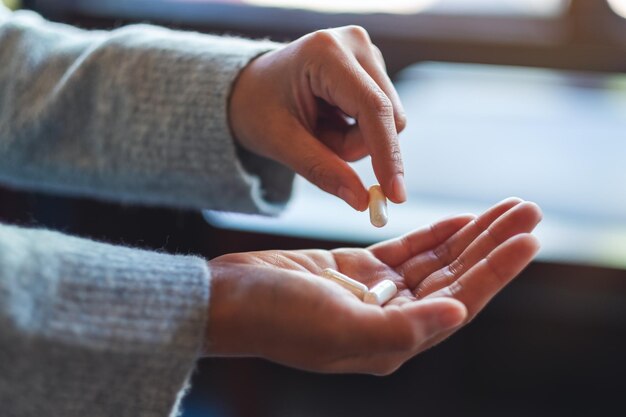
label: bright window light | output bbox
[426,0,568,16]
[608,0,626,18]
[241,0,567,15]
[243,0,437,14]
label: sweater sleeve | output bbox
[0,8,295,214]
[0,223,210,417]
[0,6,295,417]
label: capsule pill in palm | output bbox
[321,268,368,299]
[364,280,398,306]
[368,185,388,228]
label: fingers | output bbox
[426,233,540,320]
[414,201,543,298]
[336,26,407,133]
[314,59,402,164]
[356,49,407,133]
[368,214,476,267]
[304,29,406,203]
[277,120,369,211]
[399,197,524,289]
[337,65,406,203]
[416,233,540,353]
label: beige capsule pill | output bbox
[321,268,368,299]
[364,280,398,306]
[368,185,388,228]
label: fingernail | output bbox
[338,186,358,210]
[392,174,407,203]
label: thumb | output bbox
[402,298,468,341]
[279,124,369,211]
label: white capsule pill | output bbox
[321,268,368,299]
[368,185,388,228]
[364,280,398,306]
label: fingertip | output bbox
[488,233,541,279]
[498,196,524,207]
[427,298,467,329]
[444,298,468,326]
[523,201,544,223]
[388,173,407,204]
[405,298,467,336]
[355,188,370,211]
[517,233,542,255]
[512,201,544,231]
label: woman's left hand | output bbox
[205,198,542,375]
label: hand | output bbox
[205,198,542,375]
[229,26,407,211]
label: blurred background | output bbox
[3,0,626,415]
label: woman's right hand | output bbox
[229,26,407,211]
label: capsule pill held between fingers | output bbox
[368,185,388,228]
[321,268,368,299]
[364,280,398,306]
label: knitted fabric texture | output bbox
[0,8,294,213]
[0,5,295,417]
[0,224,210,417]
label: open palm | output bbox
[207,198,541,375]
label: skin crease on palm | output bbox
[207,198,543,375]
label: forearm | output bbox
[0,222,210,417]
[0,8,294,213]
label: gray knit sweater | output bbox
[0,5,294,417]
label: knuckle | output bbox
[372,44,384,60]
[448,280,464,300]
[307,29,341,52]
[371,44,388,70]
[346,25,371,43]
[484,225,501,246]
[389,144,404,171]
[400,233,416,257]
[485,255,507,285]
[369,92,394,118]
[304,160,329,187]
[433,241,452,267]
[414,285,427,300]
[473,213,491,232]
[447,256,465,278]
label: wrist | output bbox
[203,258,231,356]
[227,50,274,153]
[203,257,259,357]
